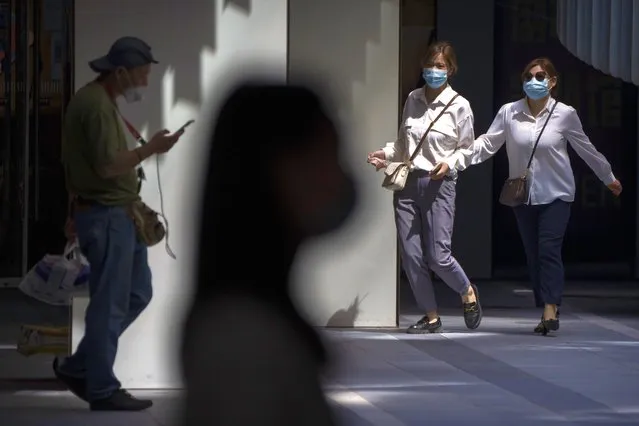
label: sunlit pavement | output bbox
[1,283,638,425]
[323,281,639,426]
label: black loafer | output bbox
[463,284,483,330]
[407,316,443,334]
[538,318,559,336]
[534,309,560,333]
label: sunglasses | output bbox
[524,71,548,82]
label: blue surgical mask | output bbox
[422,68,448,89]
[523,78,549,100]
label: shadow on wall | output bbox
[223,0,251,13]
[288,0,383,114]
[75,0,252,133]
[325,293,369,328]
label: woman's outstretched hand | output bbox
[429,162,449,180]
[607,179,622,196]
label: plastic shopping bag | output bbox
[17,324,69,357]
[18,241,90,306]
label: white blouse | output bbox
[471,97,616,205]
[382,85,475,176]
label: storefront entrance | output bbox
[0,0,74,286]
[491,0,638,280]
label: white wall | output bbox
[288,0,400,327]
[74,0,288,388]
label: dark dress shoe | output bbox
[463,284,483,330]
[534,309,560,334]
[90,389,153,411]
[407,316,443,334]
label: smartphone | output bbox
[176,119,195,134]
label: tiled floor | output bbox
[324,311,639,425]
[1,283,638,425]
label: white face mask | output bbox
[123,86,144,103]
[118,69,145,103]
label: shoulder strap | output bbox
[525,100,559,170]
[117,111,147,145]
[408,93,460,163]
[114,111,147,188]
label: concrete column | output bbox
[288,0,400,327]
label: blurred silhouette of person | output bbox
[179,82,357,426]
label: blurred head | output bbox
[272,112,357,239]
[204,83,357,250]
[521,57,558,101]
[90,36,158,103]
[421,41,458,89]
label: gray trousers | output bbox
[394,171,470,312]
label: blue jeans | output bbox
[513,200,571,307]
[59,204,153,401]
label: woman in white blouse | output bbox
[470,57,622,335]
[367,41,482,334]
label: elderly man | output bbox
[54,36,183,411]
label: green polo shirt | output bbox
[62,82,139,206]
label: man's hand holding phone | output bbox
[148,120,194,154]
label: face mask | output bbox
[422,68,448,89]
[523,78,549,100]
[123,86,145,103]
[118,69,145,103]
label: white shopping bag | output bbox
[18,241,90,306]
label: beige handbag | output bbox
[382,94,460,191]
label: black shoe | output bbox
[53,357,88,402]
[462,284,483,330]
[534,309,561,334]
[90,389,153,411]
[407,316,443,334]
[538,318,559,336]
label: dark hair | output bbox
[522,57,559,94]
[200,83,334,277]
[421,41,458,76]
[209,84,332,165]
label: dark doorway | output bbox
[491,0,637,280]
[0,0,74,286]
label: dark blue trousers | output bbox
[513,200,571,307]
[59,205,153,401]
